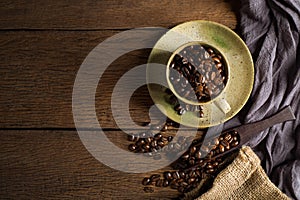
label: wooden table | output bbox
[0,1,237,199]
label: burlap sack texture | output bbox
[183,146,290,200]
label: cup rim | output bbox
[166,41,230,106]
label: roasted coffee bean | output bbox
[187,177,196,184]
[189,170,196,178]
[142,144,150,150]
[156,179,163,187]
[226,136,233,143]
[150,174,161,182]
[169,95,179,105]
[198,110,204,118]
[167,136,173,142]
[207,48,214,55]
[145,137,152,144]
[128,144,137,151]
[195,151,202,159]
[151,140,157,147]
[170,182,179,189]
[151,123,164,130]
[151,147,158,153]
[206,168,215,174]
[189,158,195,166]
[162,124,168,131]
[201,145,210,153]
[219,144,225,153]
[163,179,169,187]
[161,136,168,142]
[136,138,145,146]
[182,57,188,64]
[164,171,173,180]
[208,150,214,157]
[195,170,202,177]
[179,171,186,179]
[206,164,214,169]
[149,180,157,186]
[140,132,147,138]
[212,161,219,167]
[165,88,173,95]
[220,140,230,150]
[190,146,197,154]
[142,178,151,185]
[143,187,154,193]
[177,186,185,193]
[213,56,221,64]
[231,141,239,147]
[180,181,189,187]
[174,104,181,111]
[224,133,232,141]
[177,108,186,115]
[154,133,162,140]
[172,171,180,179]
[233,135,238,141]
[182,154,190,160]
[155,145,162,151]
[157,141,165,147]
[127,134,136,142]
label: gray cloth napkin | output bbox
[224,0,300,199]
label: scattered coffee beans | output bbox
[127,119,179,160]
[137,122,240,194]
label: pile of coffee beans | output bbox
[142,156,224,193]
[128,132,174,160]
[175,129,240,169]
[169,44,227,103]
[135,123,240,194]
[142,167,208,193]
[127,119,182,159]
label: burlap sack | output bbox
[183,146,290,200]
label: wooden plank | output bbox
[0,24,241,129]
[0,30,163,128]
[0,0,237,30]
[0,30,210,129]
[0,130,183,199]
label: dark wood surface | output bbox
[0,1,237,199]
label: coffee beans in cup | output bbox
[168,44,227,103]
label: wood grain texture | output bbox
[0,30,212,129]
[0,1,237,198]
[0,130,182,200]
[0,0,237,30]
[0,30,160,129]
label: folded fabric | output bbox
[183,146,290,200]
[223,0,300,198]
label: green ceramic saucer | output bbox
[147,20,254,128]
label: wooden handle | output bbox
[237,106,295,144]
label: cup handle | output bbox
[213,98,231,114]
